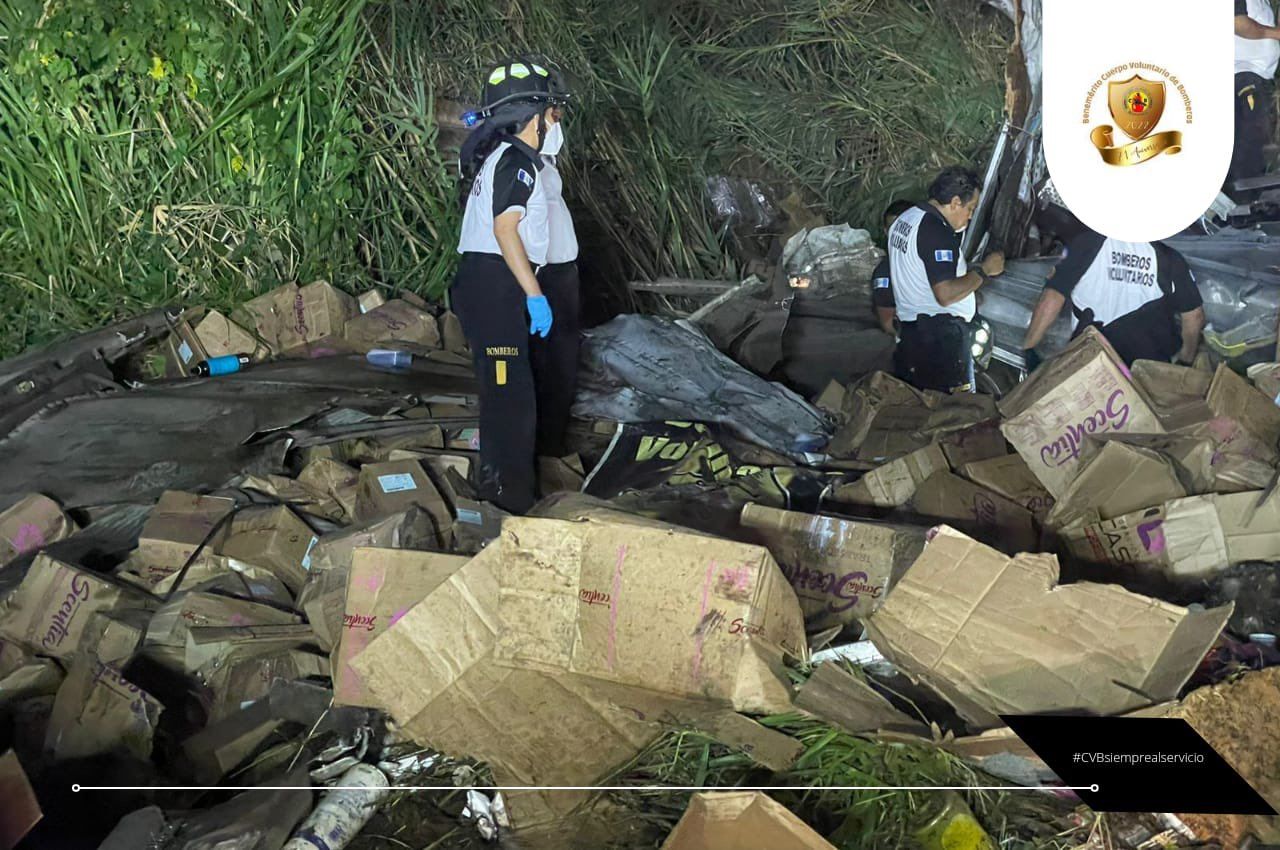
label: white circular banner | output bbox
[1043,1,1235,241]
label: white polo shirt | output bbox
[541,156,579,264]
[457,139,550,265]
[887,203,972,322]
[1236,0,1280,79]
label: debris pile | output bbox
[1,294,1279,849]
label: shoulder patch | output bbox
[516,168,534,189]
[934,249,954,262]
[874,276,891,289]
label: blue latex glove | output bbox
[527,295,553,338]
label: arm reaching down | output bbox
[1023,288,1067,351]
[1178,307,1206,364]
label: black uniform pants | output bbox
[450,253,580,514]
[1230,71,1274,187]
[894,314,975,393]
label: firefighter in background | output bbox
[888,166,1005,392]
[452,59,578,514]
[871,199,913,335]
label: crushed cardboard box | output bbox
[866,526,1231,729]
[958,453,1055,521]
[440,311,468,354]
[334,548,467,707]
[906,470,1038,554]
[830,443,948,508]
[193,309,270,361]
[1206,363,1280,448]
[296,459,360,521]
[218,505,318,593]
[1062,489,1280,582]
[793,663,925,735]
[232,283,298,352]
[1077,432,1217,495]
[999,327,1164,498]
[352,534,800,829]
[492,517,805,714]
[145,553,293,603]
[937,420,1009,469]
[134,491,235,582]
[660,792,837,850]
[234,474,345,522]
[202,648,329,722]
[45,656,163,762]
[275,280,358,353]
[1131,360,1213,429]
[145,592,301,670]
[161,310,211,377]
[738,504,924,631]
[185,624,315,673]
[1043,441,1186,531]
[0,640,63,706]
[300,507,437,576]
[0,494,77,566]
[0,554,155,660]
[80,609,151,667]
[343,299,441,352]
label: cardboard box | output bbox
[1131,359,1213,429]
[184,624,315,673]
[1077,432,1217,495]
[45,656,163,761]
[813,380,846,416]
[296,459,360,521]
[829,443,948,509]
[275,280,358,353]
[958,454,1055,521]
[440,310,468,354]
[352,539,800,830]
[354,460,452,535]
[357,289,387,314]
[660,792,837,850]
[491,517,805,714]
[342,299,441,352]
[144,592,301,665]
[299,566,349,653]
[906,471,1038,554]
[135,491,235,581]
[938,420,1009,469]
[193,309,270,361]
[738,504,924,631]
[1207,364,1280,448]
[999,327,1164,498]
[218,505,319,593]
[334,548,468,707]
[1043,442,1186,531]
[0,555,154,660]
[0,494,77,565]
[866,526,1231,728]
[792,663,925,735]
[300,507,438,575]
[235,474,344,522]
[232,284,298,352]
[201,649,329,722]
[162,310,210,377]
[145,552,293,603]
[1062,489,1280,582]
[538,454,585,496]
[0,640,64,706]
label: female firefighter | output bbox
[452,58,578,514]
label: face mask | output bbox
[541,120,564,157]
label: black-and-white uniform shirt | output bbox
[541,155,578,264]
[1047,230,1202,364]
[871,256,895,311]
[458,138,549,265]
[887,204,972,322]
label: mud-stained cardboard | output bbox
[830,443,949,509]
[218,505,318,594]
[297,459,360,522]
[958,453,1055,521]
[1043,442,1187,531]
[275,280,358,352]
[134,491,235,581]
[738,504,924,631]
[354,460,452,537]
[999,327,1164,498]
[343,299,441,352]
[907,471,1038,554]
[866,527,1231,729]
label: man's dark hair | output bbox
[927,166,981,206]
[883,199,914,222]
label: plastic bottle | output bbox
[366,349,412,369]
[282,763,389,850]
[193,354,251,376]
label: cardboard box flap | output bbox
[1217,489,1280,563]
[906,470,1038,554]
[1080,432,1217,495]
[830,443,948,508]
[958,453,1054,518]
[794,663,925,734]
[0,494,77,565]
[491,517,804,714]
[660,792,837,850]
[999,327,1149,417]
[1045,442,1187,531]
[867,527,1231,728]
[1207,364,1280,448]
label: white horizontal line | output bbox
[74,784,1099,793]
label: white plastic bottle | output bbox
[283,763,390,850]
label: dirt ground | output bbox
[1166,668,1280,846]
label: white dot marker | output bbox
[1090,784,1100,793]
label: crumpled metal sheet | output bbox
[573,314,831,458]
[0,355,476,512]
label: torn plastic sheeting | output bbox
[704,175,783,233]
[574,315,830,459]
[0,356,477,513]
[1166,231,1280,355]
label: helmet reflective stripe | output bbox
[488,67,506,85]
[509,62,531,79]
[531,64,549,76]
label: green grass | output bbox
[0,0,1008,358]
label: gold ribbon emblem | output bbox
[1090,126,1183,166]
